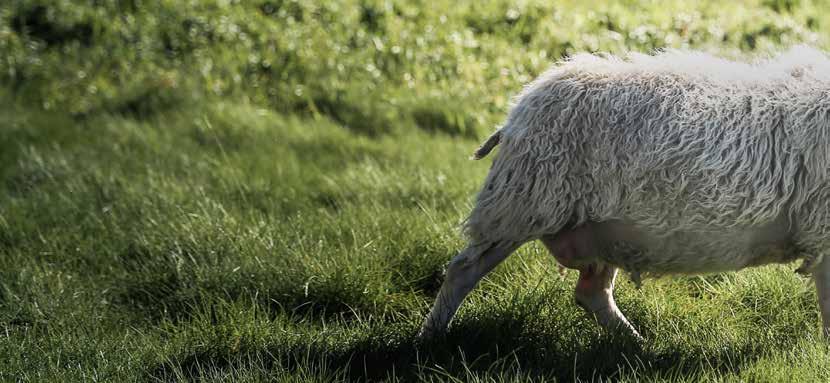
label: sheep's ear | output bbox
[471,131,501,160]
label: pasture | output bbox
[3,0,830,381]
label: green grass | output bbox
[3,0,830,381]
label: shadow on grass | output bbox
[114,243,776,381]
[11,4,93,47]
[149,309,766,382]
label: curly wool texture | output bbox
[466,46,830,269]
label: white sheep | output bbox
[420,46,830,340]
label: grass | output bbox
[3,0,830,381]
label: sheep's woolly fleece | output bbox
[465,46,830,273]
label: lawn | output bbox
[3,0,830,381]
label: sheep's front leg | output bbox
[814,254,830,337]
[575,263,642,340]
[419,241,519,339]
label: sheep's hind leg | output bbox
[575,264,642,339]
[541,227,642,339]
[418,241,520,339]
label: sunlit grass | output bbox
[3,0,830,381]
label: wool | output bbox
[465,46,830,275]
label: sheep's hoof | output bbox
[795,254,824,277]
[416,326,442,342]
[796,253,824,276]
[415,332,441,345]
[631,331,646,344]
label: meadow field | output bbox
[4,0,830,381]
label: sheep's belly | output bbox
[593,222,798,275]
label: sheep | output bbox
[419,46,830,340]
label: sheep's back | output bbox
[467,47,830,246]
